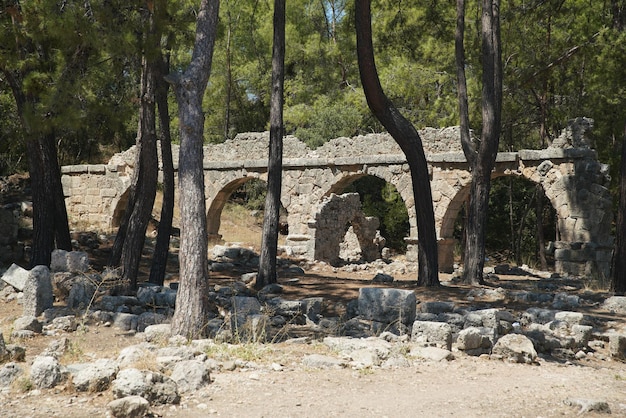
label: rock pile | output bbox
[0,245,625,417]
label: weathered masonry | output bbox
[61,119,613,278]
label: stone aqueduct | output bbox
[61,121,613,278]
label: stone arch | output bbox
[205,176,289,243]
[322,168,415,243]
[310,193,384,265]
[111,187,131,229]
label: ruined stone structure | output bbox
[61,119,613,278]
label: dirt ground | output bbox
[1,252,626,418]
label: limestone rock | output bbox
[409,346,454,362]
[0,362,22,387]
[602,296,626,314]
[1,263,28,291]
[302,354,346,369]
[23,265,53,317]
[67,277,96,310]
[108,396,150,418]
[456,327,494,354]
[143,324,172,342]
[358,288,416,325]
[417,301,455,314]
[71,358,119,392]
[170,360,211,393]
[608,334,626,360]
[492,334,537,364]
[112,368,180,405]
[12,316,42,333]
[30,355,63,389]
[411,321,453,350]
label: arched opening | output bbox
[206,177,288,249]
[315,174,410,264]
[450,175,557,270]
[111,188,130,229]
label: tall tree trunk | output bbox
[169,0,220,338]
[110,5,161,289]
[355,0,439,286]
[118,52,159,289]
[611,126,626,295]
[149,49,175,286]
[256,0,285,290]
[456,0,502,285]
[536,184,548,270]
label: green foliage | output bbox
[345,176,409,251]
[286,95,363,148]
[486,177,555,266]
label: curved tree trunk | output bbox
[355,0,439,286]
[256,0,285,290]
[169,0,220,338]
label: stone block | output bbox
[608,334,626,360]
[1,263,29,291]
[602,296,626,314]
[492,334,537,364]
[411,321,452,350]
[358,288,416,325]
[23,266,53,317]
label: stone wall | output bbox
[61,120,613,278]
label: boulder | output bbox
[30,355,63,388]
[602,296,626,314]
[0,362,22,387]
[411,321,453,350]
[358,288,416,325]
[456,327,494,355]
[170,360,211,393]
[108,396,150,418]
[492,334,537,364]
[112,368,180,405]
[71,358,119,392]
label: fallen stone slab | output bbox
[302,354,346,369]
[1,263,29,291]
[409,346,454,362]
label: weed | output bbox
[13,376,33,393]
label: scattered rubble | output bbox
[0,245,625,416]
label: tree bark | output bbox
[118,52,159,289]
[149,49,175,286]
[256,0,285,290]
[169,0,220,338]
[456,0,502,285]
[611,126,626,295]
[355,0,439,286]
